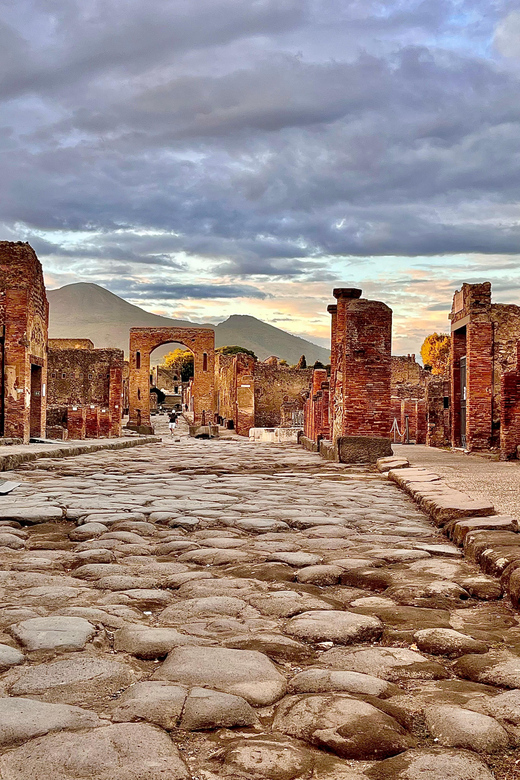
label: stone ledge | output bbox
[0,436,161,473]
[388,469,494,526]
[300,435,319,453]
[319,440,337,461]
[387,465,520,611]
[376,456,410,473]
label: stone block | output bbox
[46,426,68,441]
[337,436,392,464]
[376,456,409,473]
[300,435,319,453]
[448,516,516,545]
[319,439,337,461]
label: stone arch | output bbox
[128,327,215,431]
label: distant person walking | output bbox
[168,411,177,437]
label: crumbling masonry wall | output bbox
[426,375,451,447]
[215,353,311,435]
[47,346,123,439]
[0,242,48,443]
[253,364,313,430]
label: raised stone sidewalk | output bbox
[0,435,160,473]
[379,452,520,619]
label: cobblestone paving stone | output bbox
[0,417,519,778]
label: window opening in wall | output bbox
[443,397,450,409]
[61,372,66,379]
[51,372,56,378]
[88,373,93,379]
[136,351,141,369]
[203,352,208,372]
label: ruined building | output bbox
[0,242,48,443]
[215,353,312,436]
[390,355,428,444]
[450,282,520,458]
[303,288,393,462]
[46,340,123,439]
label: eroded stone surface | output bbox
[273,693,416,759]
[153,645,286,705]
[285,610,383,644]
[0,697,106,747]
[1,421,509,780]
[0,723,190,780]
[10,616,96,652]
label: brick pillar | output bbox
[67,407,86,440]
[327,304,337,431]
[500,342,520,460]
[109,366,123,437]
[4,289,30,441]
[334,294,392,440]
[416,399,427,444]
[320,380,330,439]
[85,407,100,438]
[465,321,493,450]
[332,288,362,441]
[99,409,111,438]
[303,393,311,439]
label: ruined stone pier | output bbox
[0,418,516,779]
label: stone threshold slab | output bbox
[0,436,161,473]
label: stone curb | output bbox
[0,436,161,473]
[380,457,520,610]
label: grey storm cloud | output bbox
[1,0,520,276]
[105,281,269,300]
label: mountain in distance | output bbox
[47,283,330,365]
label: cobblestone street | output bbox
[0,418,519,779]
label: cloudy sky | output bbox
[2,0,520,354]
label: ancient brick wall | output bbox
[426,376,451,447]
[48,339,94,350]
[215,353,237,425]
[253,364,313,429]
[47,347,123,407]
[0,241,48,443]
[47,346,123,439]
[332,289,392,442]
[214,353,311,435]
[280,395,305,428]
[303,369,329,442]
[500,343,520,460]
[236,356,256,435]
[391,355,426,386]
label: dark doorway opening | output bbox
[460,355,467,448]
[30,364,43,438]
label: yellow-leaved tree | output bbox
[161,349,194,381]
[420,333,451,375]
